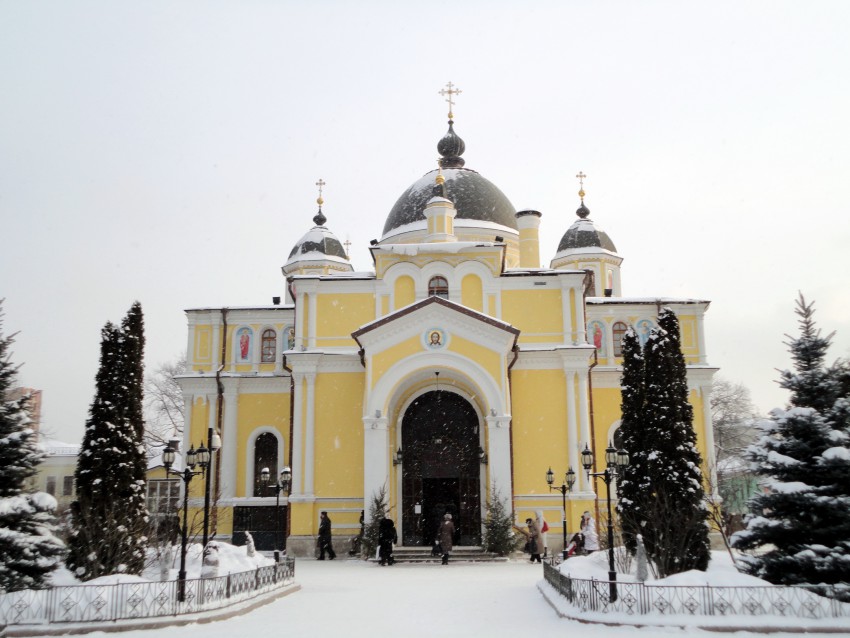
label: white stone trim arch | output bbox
[367,351,504,419]
[606,419,623,448]
[454,259,492,282]
[244,426,285,498]
[383,262,421,311]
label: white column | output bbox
[304,372,316,498]
[221,384,238,499]
[697,312,708,365]
[486,415,512,500]
[275,328,284,374]
[362,416,389,523]
[291,372,304,496]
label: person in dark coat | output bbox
[318,511,336,560]
[439,513,455,565]
[378,517,398,566]
[525,517,542,563]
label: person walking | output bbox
[535,509,549,558]
[318,511,336,560]
[378,517,397,566]
[525,517,542,563]
[439,513,455,565]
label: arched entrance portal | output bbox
[401,390,482,547]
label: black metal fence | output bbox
[543,560,850,620]
[0,559,295,628]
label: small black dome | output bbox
[557,216,617,253]
[287,226,348,261]
[382,168,517,236]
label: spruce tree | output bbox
[614,327,645,555]
[616,309,710,577]
[732,295,850,589]
[0,302,65,591]
[67,303,150,579]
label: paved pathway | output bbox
[72,559,820,638]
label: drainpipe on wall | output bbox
[205,308,227,546]
[506,342,520,518]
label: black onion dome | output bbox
[287,226,348,261]
[382,168,518,236]
[437,120,466,168]
[556,212,617,253]
[313,207,327,226]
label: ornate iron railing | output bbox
[543,560,850,620]
[0,558,295,628]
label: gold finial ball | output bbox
[317,196,324,206]
[578,189,585,199]
[436,174,445,185]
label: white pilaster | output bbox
[363,416,389,522]
[577,368,591,486]
[308,294,317,349]
[700,384,719,498]
[564,369,581,490]
[221,383,238,499]
[304,372,316,497]
[486,415,512,499]
[291,372,304,496]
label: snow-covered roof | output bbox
[37,437,80,456]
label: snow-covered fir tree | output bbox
[482,488,518,556]
[732,295,850,589]
[0,302,65,592]
[614,327,645,555]
[617,309,710,577]
[67,303,150,580]
[362,484,388,559]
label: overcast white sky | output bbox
[1,1,849,444]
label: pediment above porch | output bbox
[352,296,519,359]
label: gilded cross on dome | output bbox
[576,171,587,201]
[439,82,462,120]
[315,178,326,206]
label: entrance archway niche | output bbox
[399,388,482,547]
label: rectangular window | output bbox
[62,476,74,496]
[148,480,181,515]
[46,476,56,496]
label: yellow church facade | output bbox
[176,107,717,557]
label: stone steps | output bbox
[372,546,503,563]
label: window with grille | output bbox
[261,329,276,363]
[46,476,56,496]
[612,321,629,357]
[62,476,74,496]
[147,480,180,515]
[428,276,449,299]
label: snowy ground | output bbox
[34,555,850,638]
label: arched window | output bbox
[261,329,276,363]
[253,433,278,497]
[428,276,449,299]
[612,321,629,357]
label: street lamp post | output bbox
[162,442,210,603]
[581,441,629,602]
[261,466,292,562]
[545,466,577,561]
[201,426,222,550]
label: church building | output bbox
[176,87,717,557]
